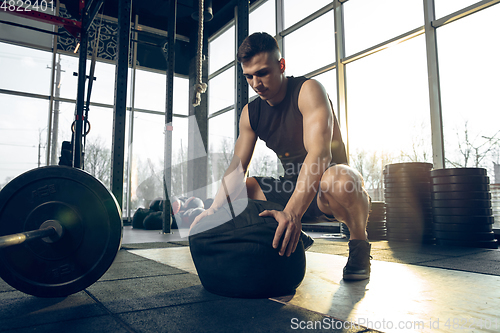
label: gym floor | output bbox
[1,226,499,333]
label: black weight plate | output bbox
[385,197,431,204]
[431,175,489,185]
[368,213,385,219]
[387,227,431,234]
[384,194,431,201]
[366,226,387,232]
[367,221,387,226]
[386,213,432,221]
[430,168,487,177]
[385,202,432,210]
[384,190,431,196]
[433,215,494,224]
[384,162,433,172]
[368,212,385,218]
[435,239,498,249]
[432,183,490,192]
[385,187,431,194]
[386,214,433,222]
[383,170,431,178]
[432,191,491,200]
[387,223,433,230]
[368,226,387,231]
[0,166,122,298]
[432,207,492,216]
[368,236,387,240]
[384,185,431,191]
[384,182,431,189]
[431,199,491,208]
[434,231,495,241]
[387,234,426,241]
[433,223,492,233]
[367,232,387,238]
[386,226,432,232]
[368,218,386,224]
[386,207,432,214]
[384,176,430,183]
[367,229,387,234]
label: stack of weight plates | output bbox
[340,202,387,240]
[384,162,434,243]
[367,201,387,240]
[431,168,498,249]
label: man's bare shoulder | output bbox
[298,79,332,115]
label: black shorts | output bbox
[253,176,335,221]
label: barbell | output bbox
[0,166,122,298]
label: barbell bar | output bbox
[0,220,63,249]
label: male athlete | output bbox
[194,32,371,280]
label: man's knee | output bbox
[319,165,367,207]
[246,177,267,201]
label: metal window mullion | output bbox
[111,0,132,210]
[304,62,336,79]
[432,0,500,28]
[234,0,249,142]
[334,0,349,161]
[208,61,234,80]
[208,105,235,119]
[163,0,176,234]
[125,14,139,222]
[275,0,284,55]
[46,0,60,166]
[275,0,284,176]
[423,0,445,169]
[342,26,425,65]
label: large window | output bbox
[0,43,52,95]
[343,0,423,56]
[346,35,431,200]
[437,4,500,228]
[249,0,276,36]
[284,11,335,77]
[208,67,235,115]
[0,94,49,185]
[208,110,235,197]
[283,0,331,29]
[208,26,234,75]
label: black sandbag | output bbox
[132,208,151,229]
[189,199,312,299]
[143,211,163,230]
[149,198,163,211]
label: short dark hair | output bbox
[237,32,280,63]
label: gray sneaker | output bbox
[343,240,371,281]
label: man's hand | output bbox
[259,209,302,257]
[190,206,217,231]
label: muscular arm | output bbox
[195,105,257,222]
[262,79,333,256]
[286,79,333,217]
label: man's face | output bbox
[241,51,285,104]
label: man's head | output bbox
[237,32,287,105]
[237,32,281,63]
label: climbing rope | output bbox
[192,0,207,107]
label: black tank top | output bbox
[248,76,347,180]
